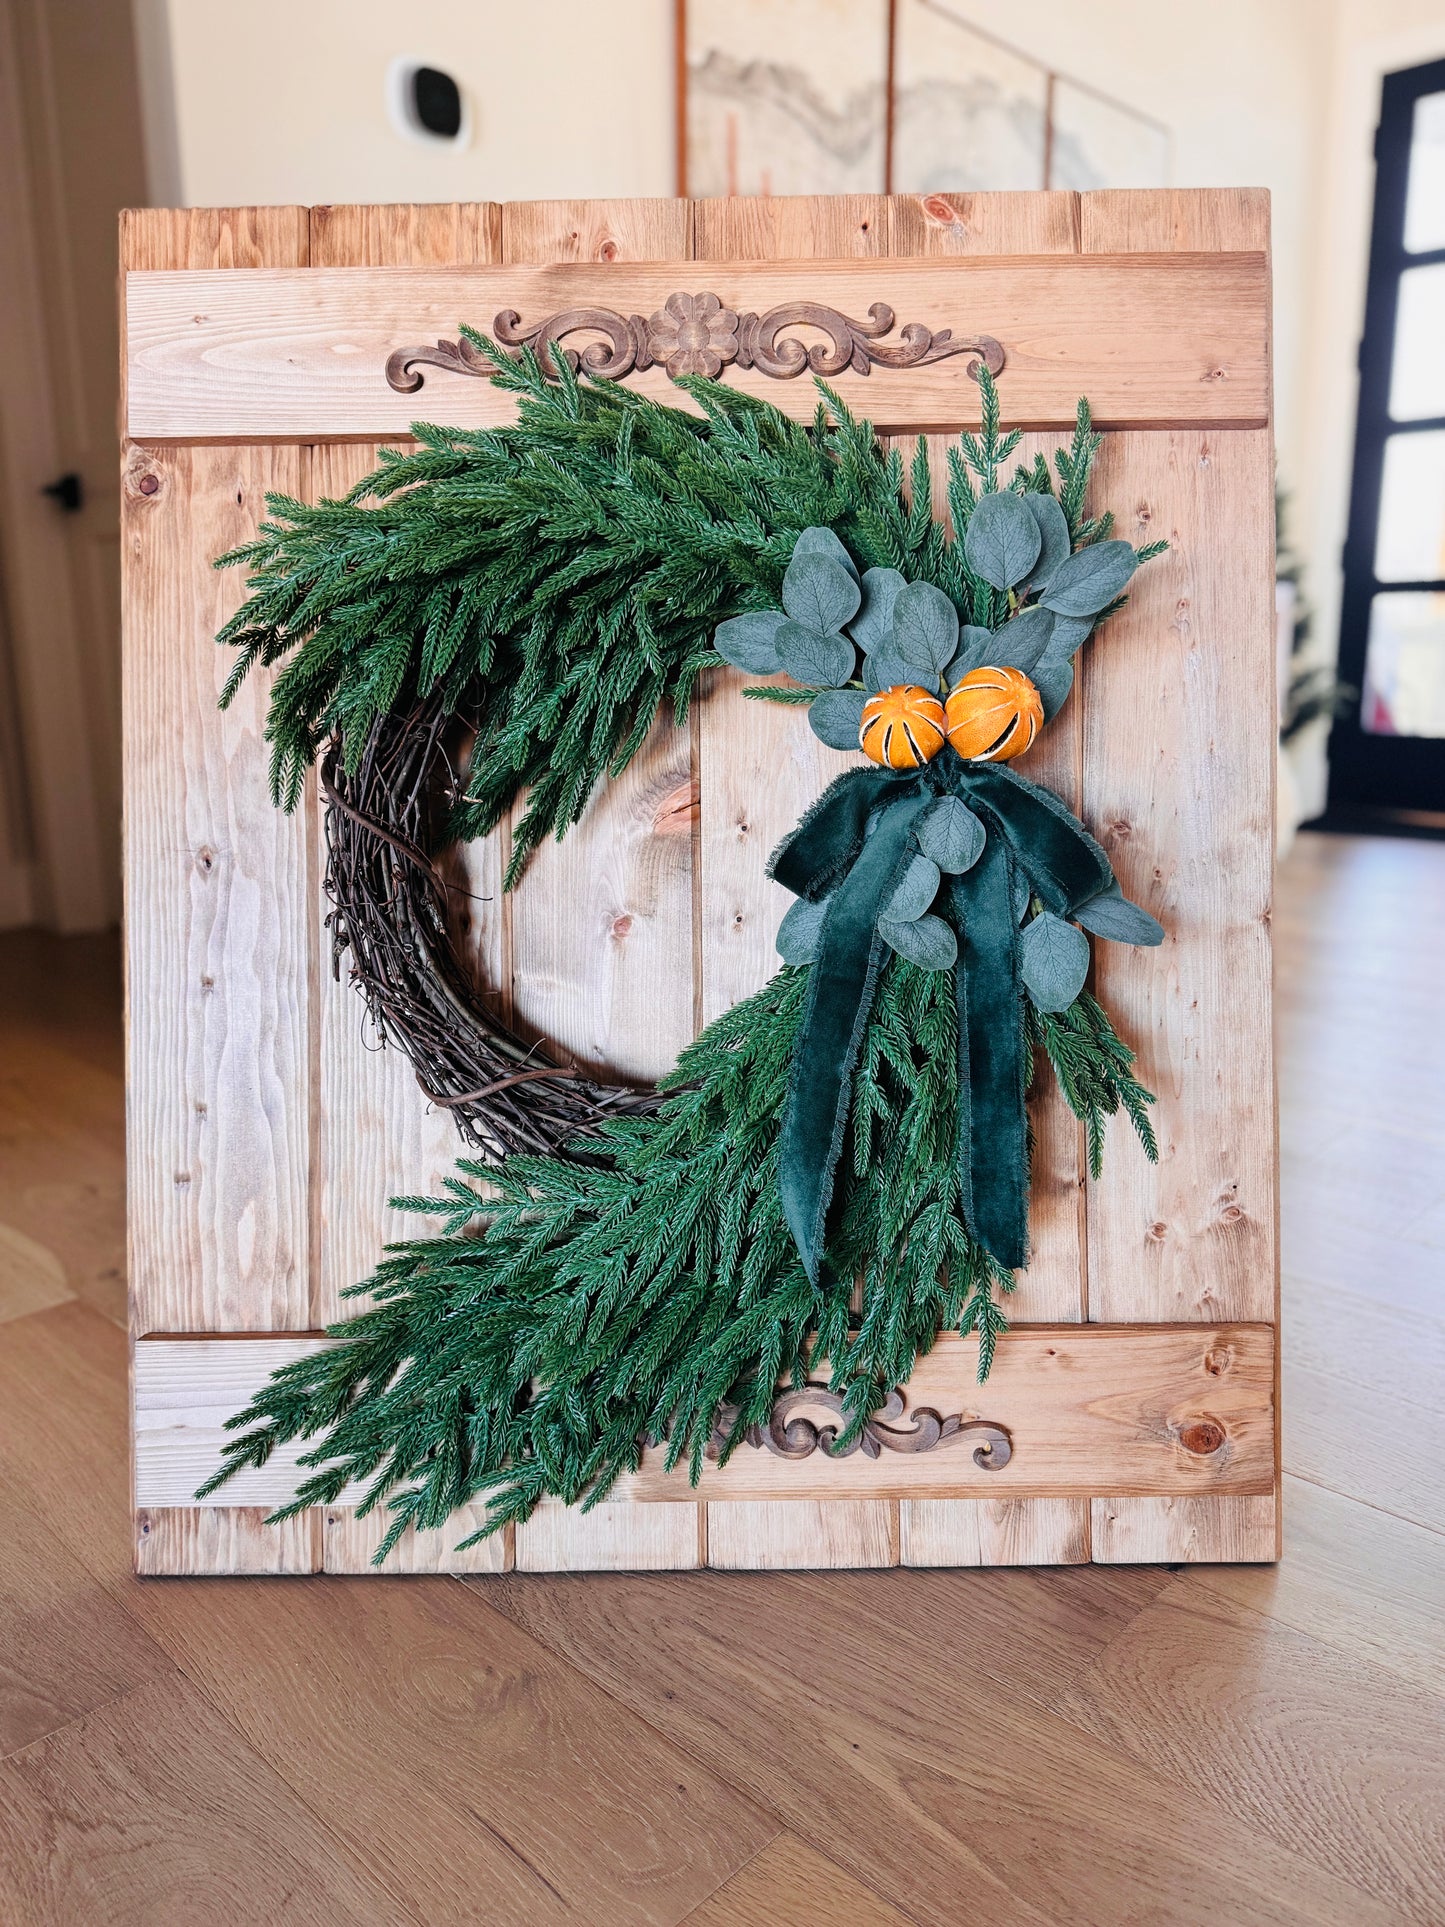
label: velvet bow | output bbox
[772,758,1117,1282]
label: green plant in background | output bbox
[1277,485,1352,742]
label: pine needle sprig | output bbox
[1027,991,1159,1177]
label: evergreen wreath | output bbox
[201,334,1163,1557]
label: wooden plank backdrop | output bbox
[122,190,1279,1575]
[124,251,1270,441]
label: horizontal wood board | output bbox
[123,191,1278,1574]
[133,1325,1275,1508]
[124,251,1269,440]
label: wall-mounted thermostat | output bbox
[385,57,471,149]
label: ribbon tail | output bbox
[779,788,928,1282]
[951,830,1030,1271]
[961,761,1113,915]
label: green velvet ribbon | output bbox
[773,756,1116,1282]
[949,816,1030,1268]
[776,780,929,1283]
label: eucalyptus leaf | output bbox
[776,893,830,965]
[1041,540,1137,618]
[791,526,858,581]
[1019,911,1091,1012]
[1074,881,1164,947]
[778,620,855,689]
[782,552,860,635]
[916,795,985,873]
[1022,492,1071,590]
[809,686,868,751]
[964,490,1042,591]
[849,567,907,652]
[864,651,936,693]
[943,625,995,685]
[879,912,957,971]
[889,579,960,672]
[714,611,786,674]
[1033,658,1074,722]
[1040,612,1095,664]
[884,853,941,923]
[990,603,1055,676]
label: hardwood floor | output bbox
[1,832,1442,1925]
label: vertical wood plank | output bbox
[323,1505,510,1575]
[695,192,898,1575]
[123,209,314,1574]
[505,198,702,1575]
[122,438,311,1333]
[1079,189,1278,1563]
[901,1497,1088,1567]
[302,204,515,1578]
[890,190,1089,1567]
[134,1506,320,1576]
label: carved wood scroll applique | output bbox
[708,1384,1013,1468]
[385,291,1006,393]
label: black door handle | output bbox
[42,472,83,511]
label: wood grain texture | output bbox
[134,1508,320,1578]
[116,1576,777,1927]
[132,1324,1275,1508]
[504,195,703,1572]
[122,253,1271,441]
[0,1485,171,1758]
[322,1504,510,1576]
[1181,1473,1445,1697]
[900,1496,1088,1567]
[489,1562,1401,1927]
[1056,1585,1445,1924]
[1079,189,1278,1564]
[514,1500,702,1573]
[122,442,312,1333]
[681,1833,913,1927]
[122,209,313,1349]
[0,1678,404,1926]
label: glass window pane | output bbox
[1361,591,1445,736]
[1403,89,1445,253]
[1389,264,1445,420]
[1374,431,1445,581]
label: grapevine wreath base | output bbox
[202,338,1162,1557]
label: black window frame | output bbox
[1327,55,1445,819]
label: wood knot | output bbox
[1203,1347,1231,1377]
[1219,1203,1245,1226]
[1146,1220,1169,1243]
[138,472,159,496]
[921,194,963,228]
[1177,1417,1227,1457]
[609,914,633,943]
[597,239,619,262]
[652,779,698,836]
[1200,364,1229,382]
